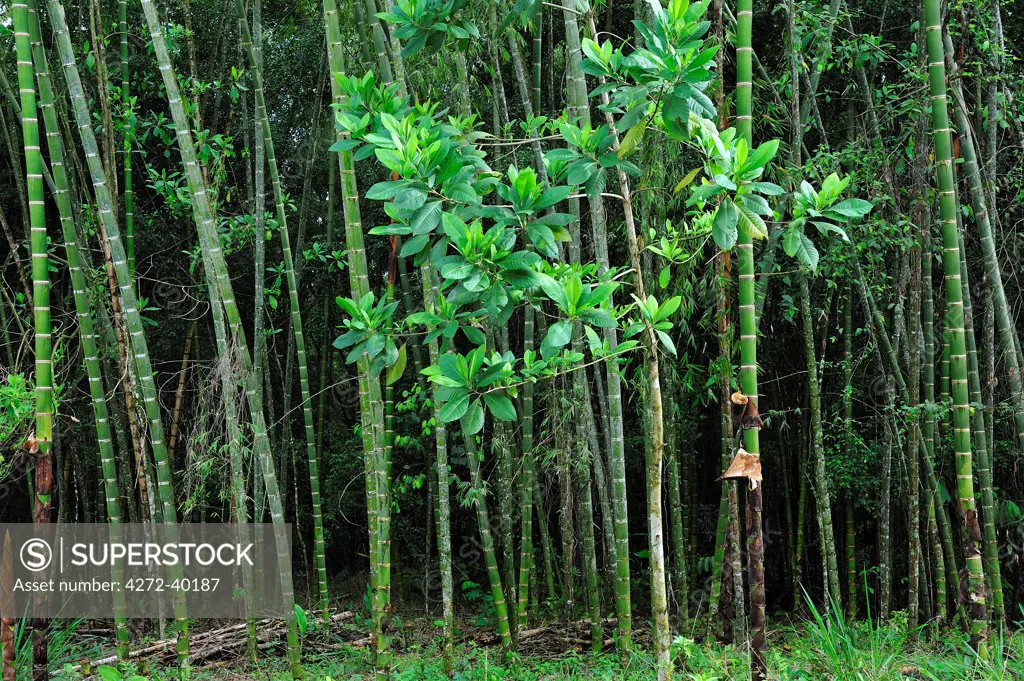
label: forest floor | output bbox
[35,610,1024,681]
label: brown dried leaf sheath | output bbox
[720,448,763,489]
[22,433,38,454]
[729,391,764,430]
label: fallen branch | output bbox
[60,611,354,674]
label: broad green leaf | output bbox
[411,200,443,235]
[483,392,517,421]
[742,138,780,173]
[712,200,738,250]
[736,202,768,240]
[460,398,485,435]
[783,228,819,271]
[829,198,873,218]
[541,319,573,358]
[385,344,408,386]
[97,666,121,681]
[618,123,645,158]
[438,391,470,423]
[400,234,429,257]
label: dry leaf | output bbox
[720,448,763,490]
[21,433,38,455]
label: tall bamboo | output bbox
[842,292,856,620]
[119,0,134,273]
[735,1,767,677]
[464,432,513,647]
[922,0,988,647]
[420,265,454,672]
[26,0,128,654]
[233,0,329,619]
[322,1,390,672]
[918,123,947,625]
[582,10,635,659]
[15,4,53,676]
[44,0,191,670]
[131,0,303,673]
[798,275,841,609]
[946,51,1006,621]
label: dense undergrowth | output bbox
[20,608,1024,681]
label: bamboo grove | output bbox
[0,0,1022,679]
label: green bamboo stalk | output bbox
[205,272,256,663]
[119,0,134,274]
[922,0,988,647]
[908,228,923,632]
[531,7,542,113]
[858,266,960,622]
[464,432,513,647]
[792,443,808,608]
[379,0,407,95]
[15,4,53,674]
[708,251,732,628]
[956,224,1000,626]
[576,442,602,654]
[736,1,767,676]
[946,53,1007,621]
[251,0,268,436]
[516,300,536,629]
[130,0,302,672]
[582,10,636,658]
[44,0,191,670]
[533,473,558,608]
[666,416,688,626]
[351,0,373,68]
[363,0,394,86]
[322,3,389,672]
[315,157,336,531]
[26,0,127,654]
[419,264,454,673]
[233,0,328,617]
[919,130,947,626]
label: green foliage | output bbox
[786,172,873,272]
[334,292,401,377]
[0,372,33,455]
[581,0,718,140]
[420,346,517,433]
[547,122,639,201]
[377,0,479,57]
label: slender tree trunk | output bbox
[581,9,635,662]
[133,0,304,672]
[322,3,388,674]
[419,264,454,674]
[908,225,922,633]
[118,0,134,273]
[798,275,842,609]
[463,432,513,647]
[842,292,857,620]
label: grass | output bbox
[20,610,1024,680]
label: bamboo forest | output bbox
[2,0,1024,678]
